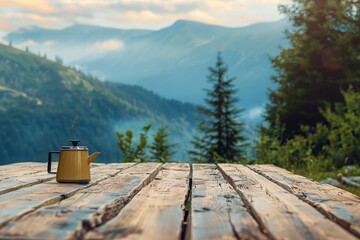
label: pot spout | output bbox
[88,152,101,164]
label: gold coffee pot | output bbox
[48,140,100,183]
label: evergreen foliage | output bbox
[116,124,152,162]
[150,126,175,163]
[255,88,360,172]
[321,88,360,167]
[189,52,246,163]
[266,0,360,140]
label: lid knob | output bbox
[70,140,80,146]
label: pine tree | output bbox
[266,0,360,140]
[189,52,246,163]
[188,135,209,163]
[150,126,175,163]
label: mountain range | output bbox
[4,19,290,121]
[0,43,196,164]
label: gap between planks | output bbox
[248,164,360,238]
[180,162,193,240]
[217,164,357,240]
[0,163,163,240]
[2,163,357,240]
[85,163,190,240]
[189,164,266,240]
[0,163,135,229]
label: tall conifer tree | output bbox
[189,53,246,163]
[150,126,175,163]
[266,0,360,140]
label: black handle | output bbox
[70,140,80,146]
[48,151,60,174]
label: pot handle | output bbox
[48,151,60,174]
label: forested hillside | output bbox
[0,43,196,164]
[5,19,290,119]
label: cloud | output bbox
[188,9,223,24]
[237,15,273,25]
[204,1,238,12]
[0,0,285,34]
[91,39,124,52]
[124,10,163,21]
[246,106,264,120]
[0,1,93,31]
[13,39,38,51]
[2,12,61,29]
[19,39,38,47]
[43,40,55,46]
[27,14,60,25]
[0,0,57,14]
[0,17,14,32]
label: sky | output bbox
[0,0,288,37]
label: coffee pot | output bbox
[48,140,101,183]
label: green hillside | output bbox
[0,44,196,164]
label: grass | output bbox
[294,166,360,196]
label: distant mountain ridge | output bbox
[5,24,152,63]
[0,43,196,164]
[8,23,152,44]
[4,19,290,121]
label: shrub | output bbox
[116,124,152,162]
[255,88,360,173]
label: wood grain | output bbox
[0,163,161,240]
[0,163,106,195]
[0,172,56,195]
[85,163,190,240]
[0,163,103,195]
[218,164,357,240]
[248,164,360,238]
[0,163,134,228]
[190,164,266,240]
[0,162,46,181]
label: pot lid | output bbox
[61,140,88,150]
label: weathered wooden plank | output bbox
[0,163,134,228]
[248,164,360,238]
[190,164,266,240]
[0,163,162,240]
[338,174,360,188]
[218,164,357,240]
[0,162,46,181]
[0,172,56,195]
[85,163,190,240]
[0,163,106,195]
[0,163,102,195]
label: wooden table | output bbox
[0,162,359,240]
